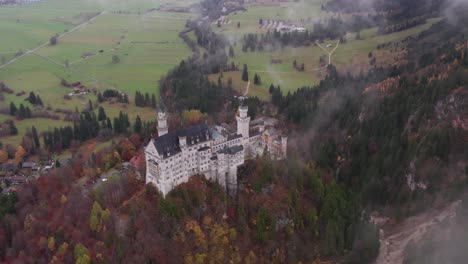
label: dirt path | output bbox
[374,200,461,264]
[316,39,340,65]
[243,80,250,96]
[249,39,340,75]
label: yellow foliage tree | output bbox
[182,109,204,125]
[61,194,68,204]
[89,202,111,232]
[57,242,69,256]
[38,236,47,249]
[244,250,257,264]
[48,236,56,251]
[23,214,36,234]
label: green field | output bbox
[217,16,441,98]
[0,0,197,145]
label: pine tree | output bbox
[25,107,31,118]
[36,95,43,106]
[253,73,261,85]
[28,92,37,105]
[98,106,107,121]
[242,64,249,81]
[134,115,142,133]
[151,94,157,108]
[229,46,235,57]
[88,100,93,111]
[144,93,150,107]
[32,126,40,148]
[106,117,113,130]
[9,122,18,135]
[113,117,121,133]
[10,102,17,116]
[97,92,104,103]
[19,104,26,118]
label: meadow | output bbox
[0,0,196,145]
[214,2,441,100]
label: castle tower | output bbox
[236,104,250,139]
[157,102,168,137]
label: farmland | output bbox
[0,0,444,146]
[0,0,197,145]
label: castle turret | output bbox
[236,104,250,139]
[157,102,168,136]
[179,136,187,148]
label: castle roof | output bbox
[218,145,243,155]
[154,124,210,158]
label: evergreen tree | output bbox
[19,104,26,118]
[32,126,40,148]
[9,122,18,135]
[36,95,43,106]
[144,93,150,107]
[97,92,104,103]
[88,100,93,111]
[98,106,107,121]
[151,94,157,108]
[134,115,142,133]
[28,92,37,105]
[10,102,17,116]
[229,46,235,57]
[25,107,31,118]
[113,117,121,133]
[253,73,261,85]
[242,64,249,81]
[106,117,113,130]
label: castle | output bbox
[144,105,287,197]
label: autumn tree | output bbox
[182,109,204,125]
[14,145,26,163]
[89,201,110,232]
[74,243,90,264]
[0,150,8,162]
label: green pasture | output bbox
[222,18,442,96]
[0,0,196,145]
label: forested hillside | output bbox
[0,0,466,263]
